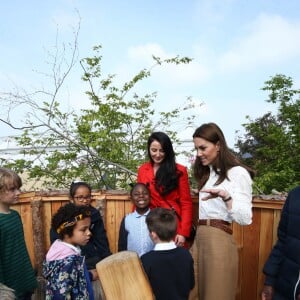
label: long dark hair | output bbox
[193,123,255,189]
[147,132,180,196]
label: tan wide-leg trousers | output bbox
[189,225,238,300]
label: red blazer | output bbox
[137,162,193,237]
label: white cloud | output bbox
[218,14,300,73]
[127,43,211,85]
[194,0,236,25]
[128,43,167,64]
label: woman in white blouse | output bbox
[189,122,255,300]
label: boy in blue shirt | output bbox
[118,183,154,256]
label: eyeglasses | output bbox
[73,195,92,202]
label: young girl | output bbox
[50,181,111,271]
[118,183,154,256]
[0,167,37,300]
[43,203,94,299]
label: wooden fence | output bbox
[13,191,285,300]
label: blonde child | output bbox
[0,167,37,299]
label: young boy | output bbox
[0,167,37,300]
[141,207,195,300]
[118,183,154,256]
[43,202,94,299]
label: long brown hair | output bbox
[193,123,255,189]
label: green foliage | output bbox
[1,45,198,190]
[236,74,300,193]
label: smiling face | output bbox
[149,140,165,166]
[64,217,92,247]
[131,184,150,214]
[193,137,220,166]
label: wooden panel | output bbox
[233,223,244,300]
[96,251,155,300]
[106,199,118,253]
[257,209,274,299]
[12,192,286,300]
[115,200,127,253]
[240,208,261,300]
[51,200,65,215]
[125,198,133,214]
[43,201,52,251]
[20,202,35,266]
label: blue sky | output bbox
[1,0,300,163]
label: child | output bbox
[50,181,111,271]
[141,207,195,300]
[43,202,94,299]
[118,183,154,256]
[0,167,37,300]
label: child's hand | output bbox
[89,269,99,281]
[175,234,186,247]
[261,285,273,300]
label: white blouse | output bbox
[198,166,253,225]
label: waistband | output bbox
[198,219,233,235]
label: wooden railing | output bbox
[14,191,285,300]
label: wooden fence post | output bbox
[31,199,46,300]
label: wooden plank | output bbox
[20,202,35,266]
[15,191,287,300]
[240,208,261,300]
[257,209,274,300]
[125,199,133,215]
[115,199,127,253]
[43,201,52,251]
[31,200,46,276]
[51,200,64,215]
[105,199,118,253]
[233,223,244,300]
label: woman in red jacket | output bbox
[137,131,193,247]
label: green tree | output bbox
[236,74,300,193]
[0,43,199,190]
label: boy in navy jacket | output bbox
[141,207,194,300]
